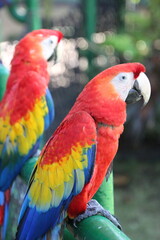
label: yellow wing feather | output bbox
[0,97,48,156]
[28,142,92,211]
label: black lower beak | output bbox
[47,47,57,62]
[126,80,142,104]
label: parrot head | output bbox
[72,62,151,125]
[102,62,151,106]
[12,29,63,62]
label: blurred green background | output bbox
[0,0,160,239]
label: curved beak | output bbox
[126,72,151,106]
[47,48,57,62]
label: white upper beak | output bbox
[136,72,151,106]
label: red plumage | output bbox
[67,63,145,218]
[0,29,63,239]
[16,62,150,240]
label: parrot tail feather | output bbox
[41,211,66,240]
[51,225,63,240]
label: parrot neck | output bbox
[69,78,127,127]
[7,58,49,90]
[9,41,49,85]
[11,56,48,76]
[70,97,127,127]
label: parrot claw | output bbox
[73,220,78,228]
[73,199,122,230]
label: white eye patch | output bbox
[118,73,127,81]
[41,36,58,60]
[111,72,134,101]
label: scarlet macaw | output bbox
[0,29,63,239]
[16,63,151,240]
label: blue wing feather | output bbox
[0,138,41,191]
[44,88,54,130]
[84,144,96,184]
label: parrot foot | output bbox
[73,199,122,230]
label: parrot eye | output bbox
[119,73,127,81]
[49,38,57,45]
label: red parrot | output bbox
[0,29,63,239]
[16,63,151,240]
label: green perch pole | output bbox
[0,62,9,100]
[94,173,114,214]
[65,173,131,240]
[8,0,42,30]
[83,0,97,41]
[83,0,97,71]
[67,215,131,240]
[20,156,38,184]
